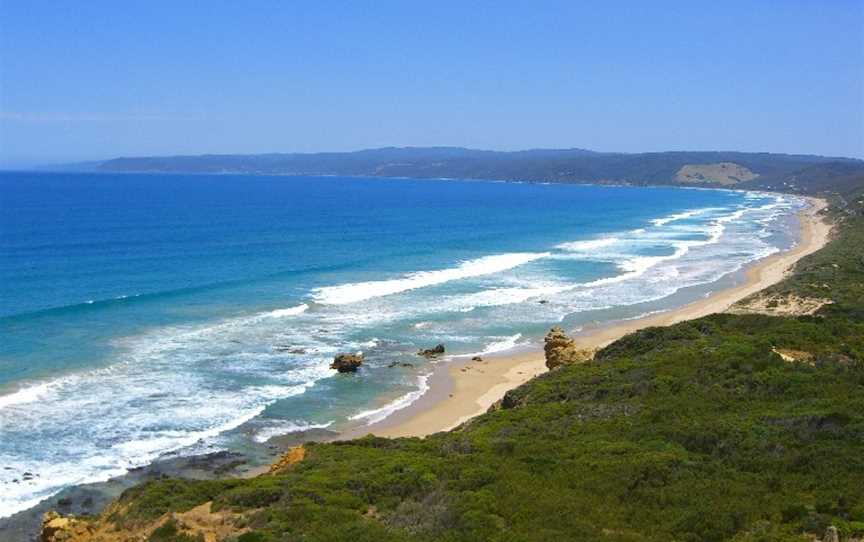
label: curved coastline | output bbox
[0,187,827,528]
[348,196,832,439]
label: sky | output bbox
[1,1,862,166]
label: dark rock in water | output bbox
[418,344,445,358]
[331,353,364,372]
[388,361,414,368]
[538,299,548,304]
[184,450,242,470]
[214,459,248,475]
[274,345,307,354]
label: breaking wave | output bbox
[0,188,806,519]
[349,373,432,425]
[312,252,550,305]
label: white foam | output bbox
[252,420,334,443]
[0,381,60,410]
[651,207,722,226]
[111,405,269,459]
[0,310,335,519]
[349,373,432,425]
[356,338,380,349]
[548,211,743,300]
[263,304,309,318]
[0,402,277,519]
[0,192,804,520]
[440,285,573,311]
[481,333,525,355]
[536,200,794,320]
[556,237,620,251]
[454,333,524,358]
[312,252,549,305]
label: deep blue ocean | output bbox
[0,171,804,517]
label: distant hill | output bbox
[58,146,864,194]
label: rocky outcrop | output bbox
[544,327,594,370]
[417,344,445,358]
[268,446,306,474]
[822,525,839,542]
[40,501,251,542]
[41,512,90,542]
[331,353,364,372]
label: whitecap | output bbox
[556,236,620,251]
[312,252,550,305]
[650,207,723,226]
[0,381,62,410]
[262,304,309,318]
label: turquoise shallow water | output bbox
[0,172,803,516]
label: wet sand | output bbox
[351,196,831,439]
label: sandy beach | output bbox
[350,196,832,439]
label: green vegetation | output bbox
[84,147,863,190]
[148,519,204,542]
[100,186,864,541]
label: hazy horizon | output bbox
[1,1,862,167]
[7,144,864,172]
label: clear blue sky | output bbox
[1,0,862,166]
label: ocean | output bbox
[0,171,804,518]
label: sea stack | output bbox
[543,327,594,370]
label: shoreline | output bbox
[348,196,832,439]
[0,193,832,534]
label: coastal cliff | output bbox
[37,185,864,541]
